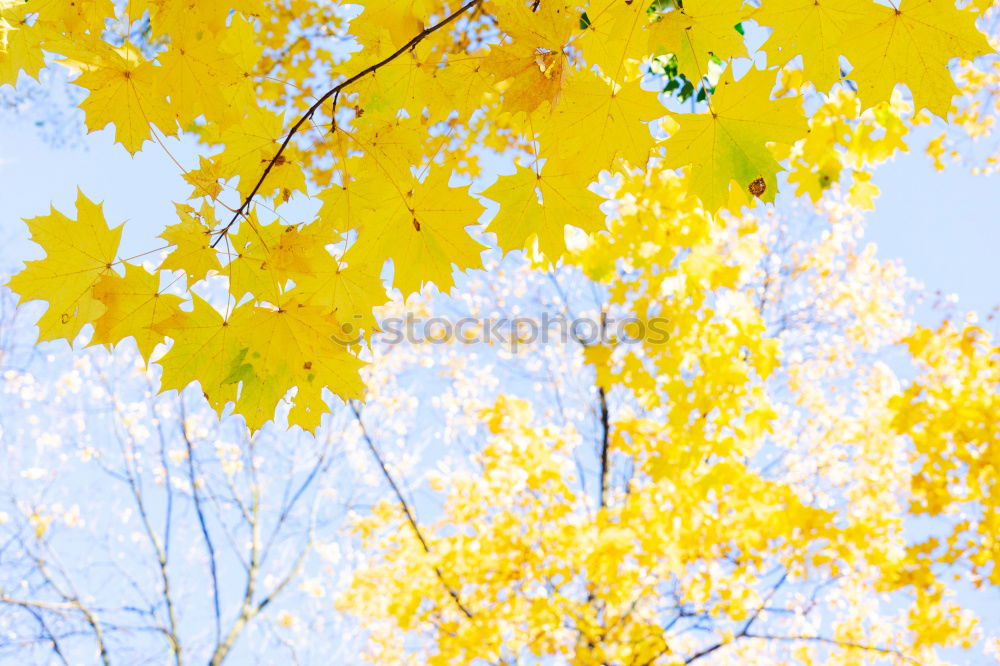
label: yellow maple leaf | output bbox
[576,0,653,83]
[155,35,244,128]
[159,203,223,282]
[492,0,576,52]
[0,9,45,85]
[133,0,231,42]
[221,211,289,304]
[647,0,749,81]
[341,121,426,178]
[583,343,617,391]
[183,156,225,201]
[840,0,993,117]
[90,263,184,361]
[484,160,605,258]
[295,261,388,336]
[229,300,365,431]
[753,0,871,92]
[75,46,175,154]
[542,72,663,170]
[197,106,306,200]
[219,13,264,77]
[155,296,250,412]
[660,69,807,211]
[343,169,486,296]
[485,44,568,113]
[348,48,482,123]
[5,0,113,37]
[351,0,426,66]
[222,212,342,304]
[7,190,121,343]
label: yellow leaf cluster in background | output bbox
[339,171,997,662]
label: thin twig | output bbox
[103,379,182,664]
[350,401,475,620]
[211,0,482,247]
[597,386,610,509]
[179,398,222,647]
[209,438,263,666]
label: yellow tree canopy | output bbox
[338,174,998,663]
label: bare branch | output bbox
[105,384,182,665]
[179,397,223,647]
[597,386,610,509]
[209,437,263,666]
[683,632,919,665]
[350,401,475,620]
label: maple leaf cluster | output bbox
[0,0,995,430]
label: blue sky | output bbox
[0,125,194,267]
[865,124,1000,320]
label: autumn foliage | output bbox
[1,0,999,663]
[0,0,992,429]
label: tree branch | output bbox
[211,0,483,247]
[179,398,222,648]
[209,438,263,666]
[12,558,112,666]
[23,604,71,666]
[350,401,475,620]
[108,393,182,664]
[683,632,918,665]
[597,386,610,509]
